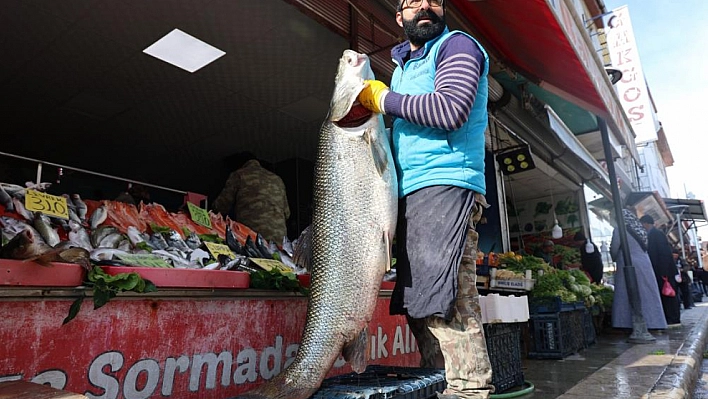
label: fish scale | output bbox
[233,50,397,399]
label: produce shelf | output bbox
[99,266,249,289]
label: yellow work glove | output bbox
[358,80,389,114]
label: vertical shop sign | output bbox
[605,5,657,142]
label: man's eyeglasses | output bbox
[400,0,444,10]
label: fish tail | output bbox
[342,328,370,373]
[229,374,317,399]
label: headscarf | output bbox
[623,209,648,251]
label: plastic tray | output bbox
[311,365,446,399]
[99,266,249,289]
[297,274,395,290]
[0,259,86,287]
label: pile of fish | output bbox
[0,182,304,274]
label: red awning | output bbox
[453,0,603,113]
[451,0,638,160]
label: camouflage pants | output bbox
[408,194,493,399]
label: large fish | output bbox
[232,50,397,398]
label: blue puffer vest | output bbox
[391,28,489,197]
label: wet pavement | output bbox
[512,302,708,399]
[692,359,708,398]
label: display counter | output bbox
[0,287,420,399]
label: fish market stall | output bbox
[0,158,422,399]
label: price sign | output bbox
[187,202,212,228]
[24,189,69,219]
[205,242,235,260]
[249,258,290,273]
[116,253,173,268]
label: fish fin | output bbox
[24,249,63,266]
[342,328,369,373]
[368,128,389,178]
[292,225,313,272]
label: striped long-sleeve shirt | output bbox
[383,33,485,131]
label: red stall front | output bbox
[0,283,420,399]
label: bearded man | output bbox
[358,1,492,397]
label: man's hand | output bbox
[358,80,389,114]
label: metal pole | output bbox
[695,224,704,270]
[677,212,685,257]
[599,118,654,343]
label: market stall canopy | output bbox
[662,198,708,224]
[451,0,639,162]
[588,191,673,227]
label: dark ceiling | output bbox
[1,0,583,212]
[2,0,402,201]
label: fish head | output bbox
[328,50,375,124]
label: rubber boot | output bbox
[406,314,444,368]
[428,195,493,399]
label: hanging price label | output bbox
[24,189,69,219]
[249,258,290,273]
[187,202,212,228]
[116,253,173,268]
[205,242,235,260]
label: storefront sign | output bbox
[605,5,657,143]
[0,296,419,398]
[24,189,69,219]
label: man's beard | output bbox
[402,9,446,47]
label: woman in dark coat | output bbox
[640,215,681,325]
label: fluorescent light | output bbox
[143,29,225,73]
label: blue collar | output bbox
[391,26,450,67]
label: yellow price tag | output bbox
[187,202,212,228]
[24,189,69,219]
[249,258,290,273]
[205,242,235,260]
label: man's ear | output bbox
[396,12,404,28]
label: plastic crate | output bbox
[484,323,525,393]
[528,296,577,314]
[310,365,446,399]
[582,308,596,347]
[528,310,584,359]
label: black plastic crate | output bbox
[484,323,525,393]
[528,310,584,359]
[582,308,596,346]
[310,365,446,399]
[528,296,579,314]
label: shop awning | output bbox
[451,0,639,161]
[662,198,708,223]
[588,191,673,226]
